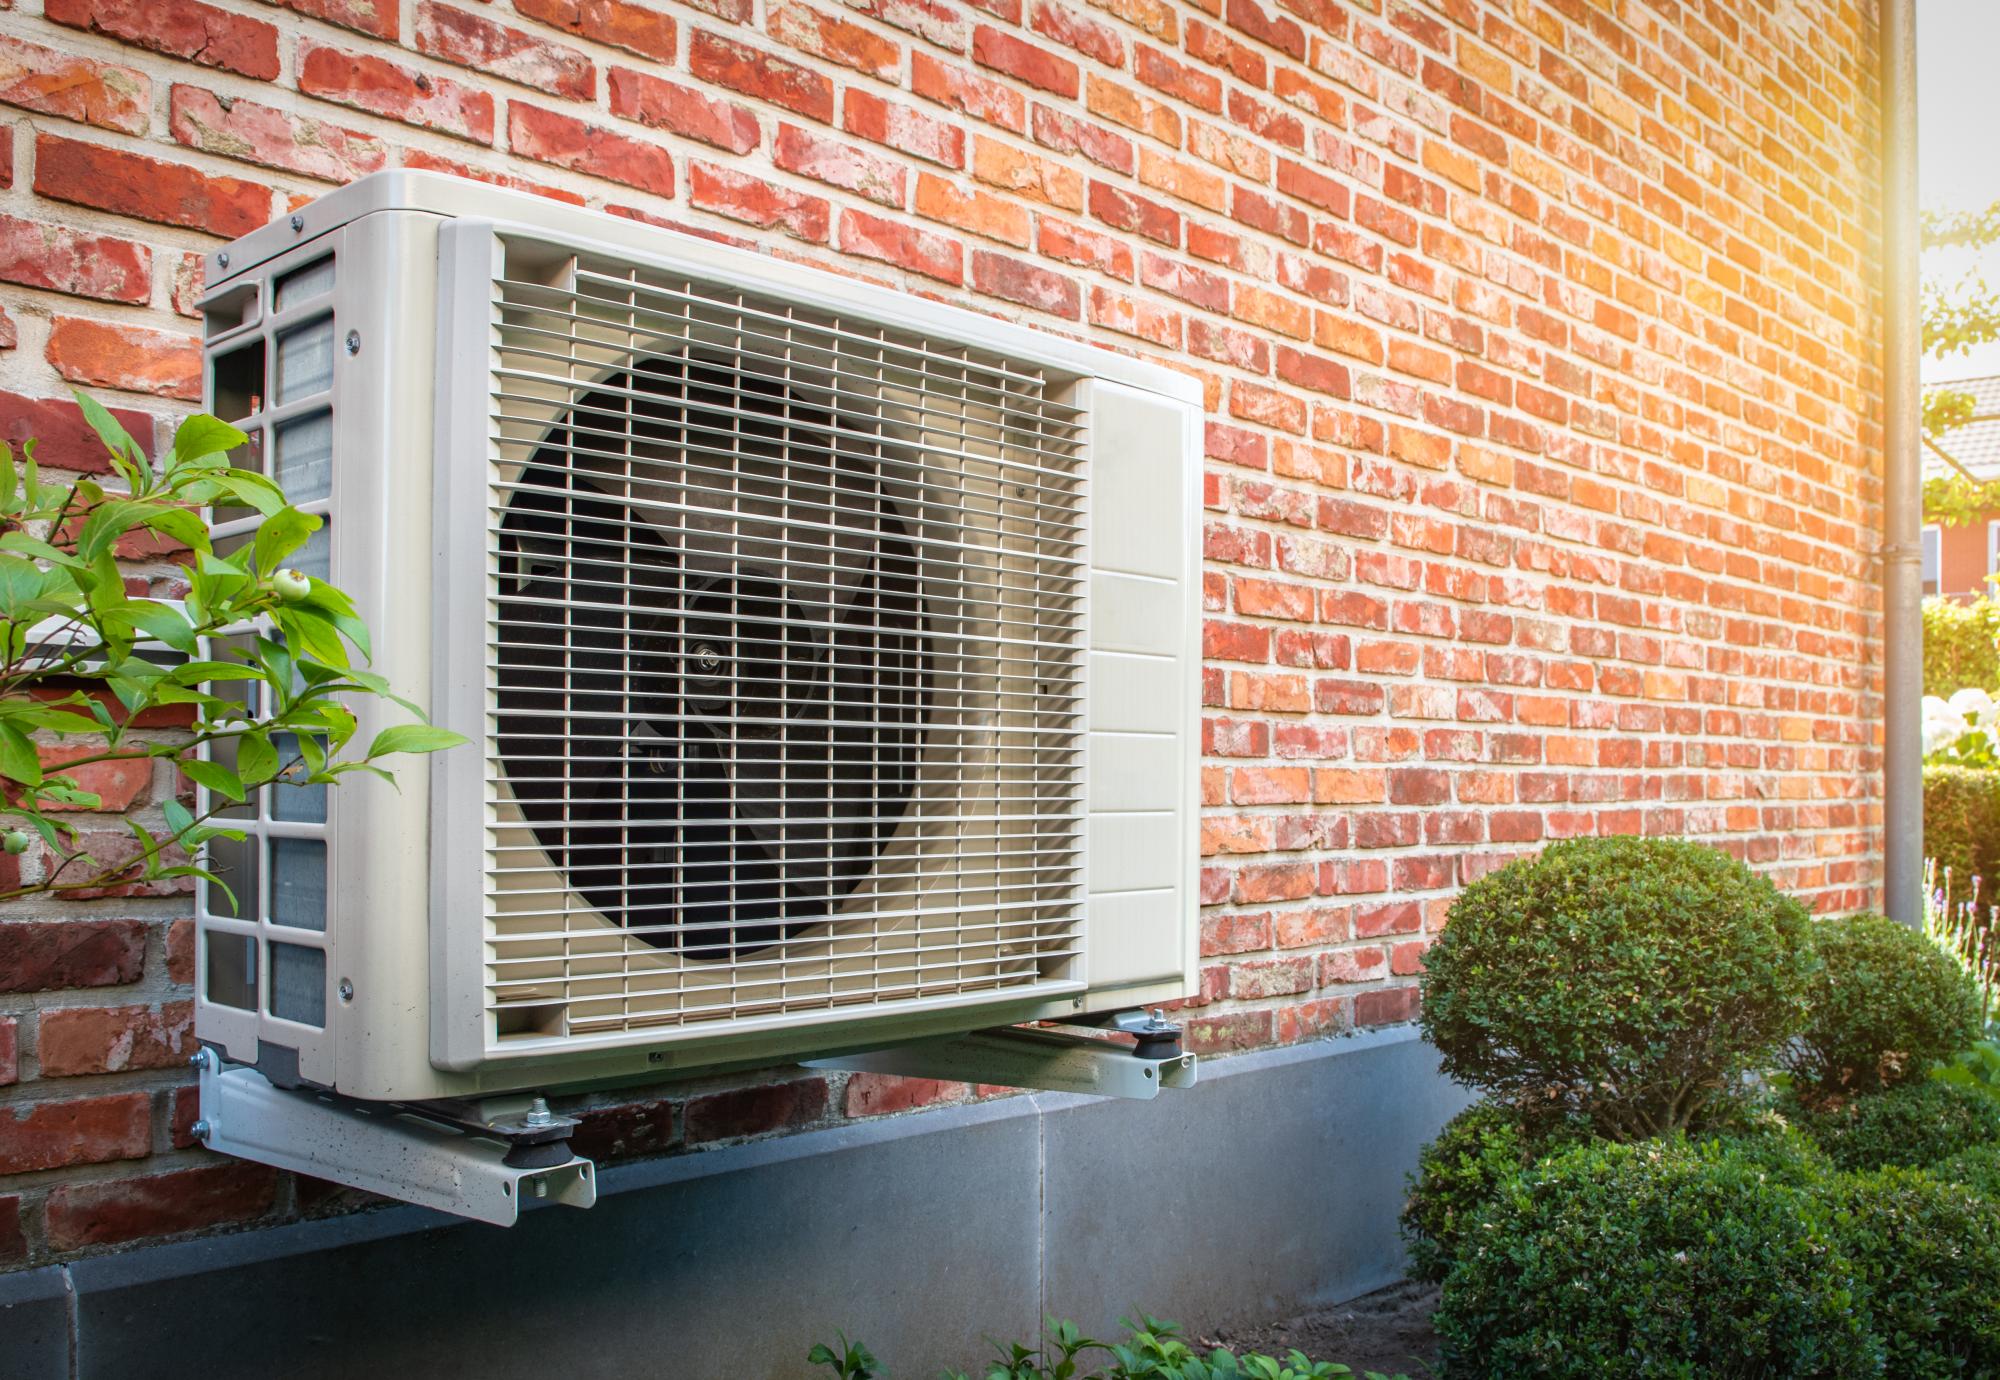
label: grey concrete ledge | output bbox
[17,1025,1466,1380]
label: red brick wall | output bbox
[0,0,1884,1268]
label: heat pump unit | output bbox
[191,172,1200,1216]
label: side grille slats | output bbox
[481,237,1087,1039]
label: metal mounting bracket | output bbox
[805,1017,1199,1100]
[193,1049,597,1226]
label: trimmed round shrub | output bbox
[1433,1137,1878,1380]
[1784,912,1987,1097]
[1934,1140,2000,1197]
[1831,1166,2000,1376]
[1400,1102,1588,1284]
[1419,837,1817,1138]
[1785,1079,2000,1172]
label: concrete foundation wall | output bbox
[0,1029,1467,1380]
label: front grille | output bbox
[479,239,1088,1037]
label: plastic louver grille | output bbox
[481,241,1088,1038]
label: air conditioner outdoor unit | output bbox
[190,171,1201,1222]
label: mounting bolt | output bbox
[217,251,230,269]
[337,977,355,1002]
[344,330,361,356]
[524,1097,554,1128]
[189,1051,205,1068]
[290,214,305,233]
[191,1120,211,1139]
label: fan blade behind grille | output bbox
[494,357,927,961]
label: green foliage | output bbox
[1935,1036,2000,1098]
[1922,599,2000,696]
[808,1316,1405,1380]
[1932,1139,2000,1196]
[1783,1079,2000,1173]
[1923,474,2000,530]
[1783,913,1987,1097]
[1432,1137,1878,1380]
[0,396,464,900]
[1827,1166,2000,1377]
[1924,766,2000,888]
[1400,1101,1587,1285]
[1417,837,1817,1139]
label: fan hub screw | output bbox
[691,643,723,676]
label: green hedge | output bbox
[1784,913,1988,1097]
[1779,1080,2000,1173]
[1418,837,1815,1139]
[1923,596,2000,697]
[1924,764,2000,885]
[1433,1137,1878,1379]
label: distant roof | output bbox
[1926,375,2000,480]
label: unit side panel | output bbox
[1080,381,1200,1000]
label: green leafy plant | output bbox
[1417,836,1817,1138]
[1935,1036,2000,1097]
[1783,913,1987,1098]
[0,396,462,900]
[1399,1100,1588,1284]
[807,1333,882,1380]
[1433,1136,1879,1380]
[1921,597,2000,695]
[1827,1165,2000,1377]
[1933,1139,2000,1196]
[807,1315,1406,1380]
[1924,771,2000,898]
[1782,1078,2000,1173]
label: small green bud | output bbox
[4,829,31,855]
[271,568,311,602]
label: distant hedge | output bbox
[1925,765,2000,886]
[1924,597,2000,698]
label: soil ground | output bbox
[1199,1280,1441,1378]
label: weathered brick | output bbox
[0,215,150,305]
[47,318,200,401]
[570,1098,678,1162]
[46,1164,279,1249]
[689,159,829,241]
[40,1000,195,1076]
[684,1078,828,1144]
[0,1092,151,1174]
[298,41,496,144]
[775,124,906,206]
[970,249,1081,318]
[844,1073,966,1117]
[973,25,1079,98]
[766,0,899,78]
[258,0,397,39]
[35,133,271,237]
[839,207,962,283]
[0,34,150,134]
[690,31,835,123]
[516,0,676,62]
[46,0,279,80]
[170,87,387,182]
[509,103,673,194]
[417,2,595,100]
[844,88,964,167]
[912,51,1026,131]
[610,68,759,153]
[0,919,148,994]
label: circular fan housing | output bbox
[495,355,930,961]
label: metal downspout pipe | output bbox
[1882,0,1923,925]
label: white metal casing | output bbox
[195,172,1201,1102]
